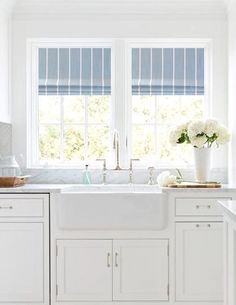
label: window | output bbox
[29,44,112,166]
[28,39,209,168]
[130,47,206,166]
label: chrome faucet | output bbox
[113,129,122,170]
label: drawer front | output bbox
[0,198,44,217]
[175,197,231,216]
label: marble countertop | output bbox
[0,183,235,193]
[218,200,236,221]
[0,184,64,193]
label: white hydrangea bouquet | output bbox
[169,119,230,148]
[169,119,230,182]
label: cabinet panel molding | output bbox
[56,239,113,301]
[176,222,223,302]
[0,222,44,302]
[113,239,169,301]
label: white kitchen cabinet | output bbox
[176,222,223,302]
[0,194,49,305]
[56,239,169,302]
[113,239,169,301]
[0,223,44,302]
[56,240,113,301]
[222,215,236,305]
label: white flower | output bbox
[169,123,188,146]
[204,119,220,137]
[216,125,230,145]
[168,175,177,184]
[190,135,208,148]
[157,171,176,187]
[187,120,206,138]
[169,129,180,146]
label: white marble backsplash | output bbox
[22,167,228,184]
[0,122,12,156]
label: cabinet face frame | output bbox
[175,221,223,302]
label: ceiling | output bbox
[1,0,233,20]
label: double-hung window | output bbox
[29,42,112,166]
[28,39,209,168]
[130,45,206,166]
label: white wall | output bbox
[228,1,236,184]
[11,16,228,169]
[0,11,11,123]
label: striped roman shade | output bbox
[38,48,111,95]
[132,48,204,95]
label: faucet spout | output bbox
[113,129,122,170]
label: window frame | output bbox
[125,39,212,168]
[27,38,212,169]
[27,39,115,168]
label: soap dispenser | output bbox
[82,164,92,184]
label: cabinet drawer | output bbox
[175,198,231,216]
[0,198,44,217]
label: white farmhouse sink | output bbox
[56,185,167,230]
[61,184,162,193]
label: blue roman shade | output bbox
[132,48,204,95]
[38,48,111,95]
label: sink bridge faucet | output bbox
[97,130,140,183]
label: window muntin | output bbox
[132,95,204,164]
[38,95,111,164]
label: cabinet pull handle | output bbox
[107,253,111,267]
[0,206,13,209]
[196,204,211,209]
[196,223,211,228]
[115,252,119,267]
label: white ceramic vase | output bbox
[193,147,211,182]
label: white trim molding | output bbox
[12,0,227,20]
[27,38,211,169]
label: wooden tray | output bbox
[168,181,222,188]
[0,176,30,188]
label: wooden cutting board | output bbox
[0,176,30,187]
[168,181,222,188]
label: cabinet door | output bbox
[56,240,112,301]
[0,223,44,302]
[113,239,169,301]
[176,222,223,301]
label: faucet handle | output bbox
[129,159,140,170]
[96,159,106,170]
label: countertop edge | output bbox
[218,200,236,222]
[0,184,236,193]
